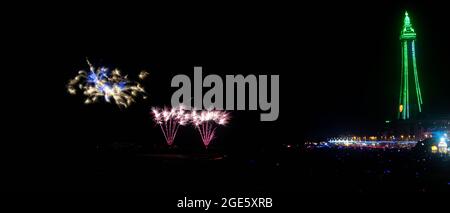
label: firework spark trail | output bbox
[191,109,229,148]
[152,106,189,146]
[67,60,149,108]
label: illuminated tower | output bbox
[398,11,423,120]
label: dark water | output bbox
[7,145,449,192]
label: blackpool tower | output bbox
[398,11,423,120]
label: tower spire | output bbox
[403,11,414,32]
[401,11,415,38]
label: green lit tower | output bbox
[398,11,423,120]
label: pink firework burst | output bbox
[151,106,189,146]
[191,109,229,148]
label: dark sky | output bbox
[5,1,450,154]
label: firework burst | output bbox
[191,109,229,148]
[67,60,148,108]
[151,106,189,146]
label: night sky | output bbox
[3,1,450,190]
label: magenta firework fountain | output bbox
[191,109,229,148]
[151,107,230,148]
[151,106,189,146]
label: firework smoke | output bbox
[191,109,229,148]
[151,106,189,146]
[67,60,148,108]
